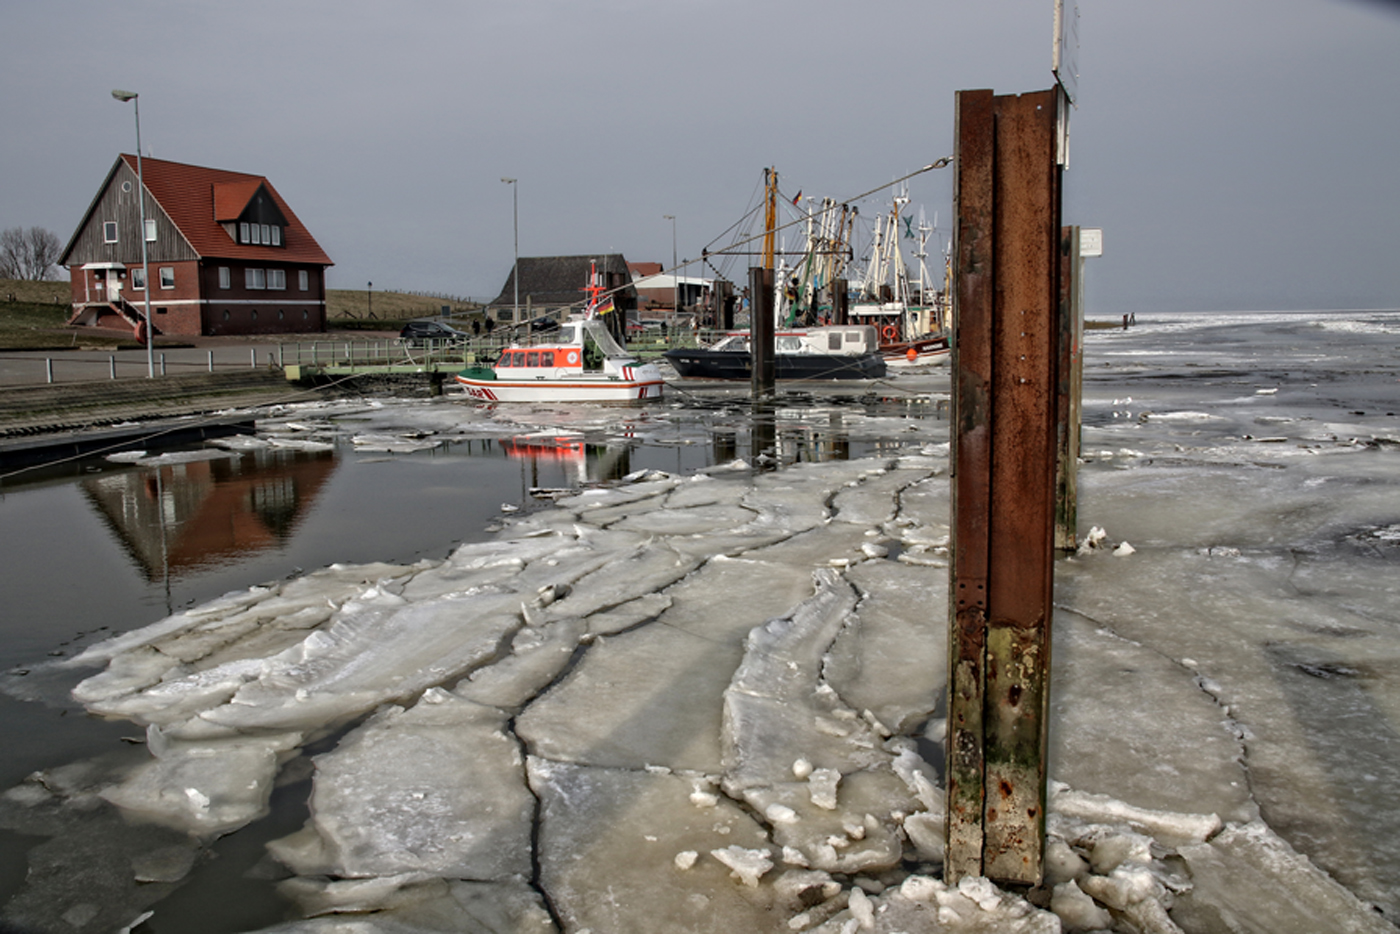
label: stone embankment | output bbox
[0,370,301,469]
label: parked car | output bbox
[399,320,469,346]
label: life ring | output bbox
[881,325,897,341]
[566,350,579,365]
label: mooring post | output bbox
[1055,227,1087,551]
[947,87,1063,887]
[750,267,775,398]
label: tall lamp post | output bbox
[501,178,518,323]
[663,214,677,325]
[111,89,155,378]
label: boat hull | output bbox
[663,349,886,381]
[455,374,664,403]
[881,337,951,367]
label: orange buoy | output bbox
[906,347,918,362]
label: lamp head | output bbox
[501,177,516,184]
[111,89,138,102]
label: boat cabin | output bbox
[709,325,880,356]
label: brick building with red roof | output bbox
[59,155,333,337]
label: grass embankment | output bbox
[0,278,485,349]
[0,279,99,350]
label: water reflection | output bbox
[500,435,634,487]
[80,448,338,584]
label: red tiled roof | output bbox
[212,179,264,222]
[121,154,333,266]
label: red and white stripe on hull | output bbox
[455,375,664,403]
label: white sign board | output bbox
[1079,228,1103,257]
[1052,0,1079,106]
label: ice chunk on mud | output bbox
[258,879,555,933]
[809,874,1061,933]
[454,615,583,710]
[528,758,782,933]
[825,560,946,735]
[1048,606,1257,824]
[268,689,534,880]
[1174,821,1399,934]
[99,731,301,834]
[200,589,524,732]
[539,539,702,624]
[739,772,914,874]
[722,570,893,791]
[517,558,817,772]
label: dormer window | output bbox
[238,222,283,246]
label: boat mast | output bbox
[762,168,777,272]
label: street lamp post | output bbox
[663,214,677,326]
[111,89,155,378]
[501,178,518,324]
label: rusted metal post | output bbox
[1055,227,1086,551]
[750,267,775,398]
[947,87,1063,887]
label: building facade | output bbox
[60,155,334,337]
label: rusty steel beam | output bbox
[947,87,1063,887]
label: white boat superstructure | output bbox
[456,314,664,403]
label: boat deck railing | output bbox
[273,330,726,379]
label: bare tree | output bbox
[0,226,63,281]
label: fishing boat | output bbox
[850,195,951,365]
[663,325,887,381]
[455,267,665,403]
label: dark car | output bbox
[399,320,469,346]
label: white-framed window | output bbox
[239,222,250,243]
[218,267,231,289]
[268,269,286,290]
[260,224,271,245]
[271,226,282,246]
[145,219,157,242]
[131,267,146,289]
[298,270,309,291]
[103,221,118,243]
[245,268,266,290]
[159,267,175,289]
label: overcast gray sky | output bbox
[3,0,1397,316]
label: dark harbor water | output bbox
[0,387,949,933]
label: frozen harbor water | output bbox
[2,308,1399,933]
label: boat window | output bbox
[828,333,842,350]
[559,325,576,343]
[540,351,555,367]
[777,336,801,352]
[497,353,512,367]
[512,352,526,367]
[526,351,540,367]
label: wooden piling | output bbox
[946,87,1063,887]
[1055,226,1086,552]
[750,267,775,398]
